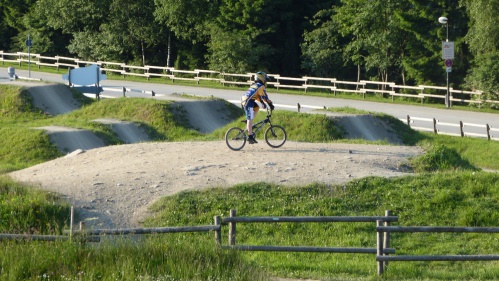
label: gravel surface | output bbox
[10,141,422,229]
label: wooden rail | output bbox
[71,225,220,236]
[376,224,499,275]
[223,209,397,256]
[3,207,498,276]
[0,233,100,242]
[0,51,494,106]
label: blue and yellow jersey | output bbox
[242,82,270,107]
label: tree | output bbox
[72,0,165,65]
[36,0,110,34]
[34,0,168,65]
[396,0,469,86]
[0,0,37,51]
[154,0,218,68]
[207,0,331,75]
[461,0,499,105]
[301,8,349,78]
[154,0,217,42]
[332,0,408,84]
[205,0,274,73]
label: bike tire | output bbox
[225,127,246,151]
[264,125,287,148]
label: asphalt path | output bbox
[1,67,498,139]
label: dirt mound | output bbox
[173,100,237,133]
[334,115,403,144]
[9,141,422,229]
[26,84,236,153]
[92,119,150,144]
[35,126,106,152]
[28,84,82,115]
[25,83,404,154]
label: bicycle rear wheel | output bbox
[265,125,287,148]
[225,127,246,151]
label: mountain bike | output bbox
[225,109,287,151]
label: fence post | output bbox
[229,209,236,246]
[70,206,74,241]
[406,115,410,126]
[122,87,126,97]
[152,91,155,97]
[433,118,437,134]
[383,210,392,270]
[79,221,86,231]
[486,124,491,141]
[377,220,384,275]
[460,121,464,137]
[214,216,221,246]
[297,103,301,112]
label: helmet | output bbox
[255,71,269,84]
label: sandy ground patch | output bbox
[10,141,422,229]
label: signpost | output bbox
[438,16,452,108]
[442,42,454,107]
[445,59,452,73]
[441,42,454,60]
[25,35,33,78]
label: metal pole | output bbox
[28,34,31,78]
[445,22,450,108]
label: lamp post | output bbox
[438,16,451,108]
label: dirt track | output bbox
[10,141,422,229]
[5,82,423,229]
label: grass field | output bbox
[1,84,498,280]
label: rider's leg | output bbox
[245,104,254,135]
[247,119,253,135]
[246,106,258,144]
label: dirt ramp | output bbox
[174,100,236,133]
[36,126,106,153]
[93,119,150,144]
[334,115,402,144]
[28,84,81,115]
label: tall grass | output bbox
[0,176,70,234]
[0,236,268,281]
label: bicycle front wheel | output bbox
[265,125,287,148]
[225,127,246,151]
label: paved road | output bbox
[1,67,498,139]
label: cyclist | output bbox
[242,71,274,144]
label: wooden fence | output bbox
[221,209,397,255]
[2,51,496,107]
[2,209,498,276]
[376,223,499,275]
[402,115,499,141]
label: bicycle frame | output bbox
[247,113,272,136]
[225,109,286,150]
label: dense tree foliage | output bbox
[0,0,497,99]
[460,0,499,103]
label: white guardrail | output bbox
[400,115,498,141]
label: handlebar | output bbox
[266,108,273,118]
